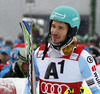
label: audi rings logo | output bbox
[41,82,69,93]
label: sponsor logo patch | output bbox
[92,65,96,72]
[72,17,79,21]
[86,79,95,86]
[38,51,43,57]
[94,72,100,86]
[70,53,78,60]
[87,56,93,63]
[51,12,66,19]
[41,82,69,93]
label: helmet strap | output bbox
[42,33,50,60]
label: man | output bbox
[0,46,11,77]
[0,46,11,64]
[24,6,100,94]
[3,48,27,78]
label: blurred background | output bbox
[0,0,100,46]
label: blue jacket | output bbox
[0,63,12,78]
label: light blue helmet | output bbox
[10,47,21,63]
[50,6,81,37]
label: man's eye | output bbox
[51,25,55,28]
[59,27,64,30]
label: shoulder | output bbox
[71,45,90,61]
[38,44,45,50]
[75,45,92,62]
[2,63,12,70]
[73,44,84,55]
[34,44,45,55]
[78,49,95,68]
[76,44,89,52]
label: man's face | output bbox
[21,63,27,73]
[51,20,69,44]
[0,53,10,64]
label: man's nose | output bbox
[53,28,58,34]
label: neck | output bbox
[50,38,73,50]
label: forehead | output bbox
[52,20,68,27]
[0,52,8,55]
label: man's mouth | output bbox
[52,35,59,39]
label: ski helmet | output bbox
[17,48,27,63]
[10,47,22,63]
[50,6,80,38]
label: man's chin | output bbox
[52,40,60,44]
